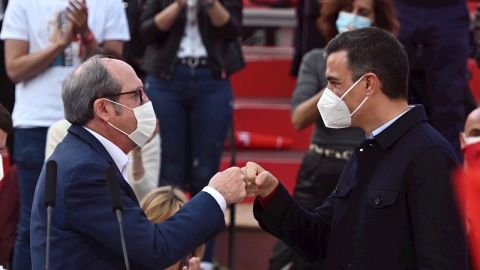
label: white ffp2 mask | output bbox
[105,99,157,147]
[317,75,368,129]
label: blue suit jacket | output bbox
[30,125,225,270]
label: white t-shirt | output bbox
[0,0,130,128]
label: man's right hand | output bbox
[242,161,279,198]
[208,167,246,205]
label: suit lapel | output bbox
[67,125,140,204]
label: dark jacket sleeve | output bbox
[139,0,171,44]
[65,162,225,270]
[253,183,332,261]
[211,0,243,41]
[291,49,327,111]
[407,146,468,269]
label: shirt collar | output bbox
[83,127,129,178]
[366,106,413,139]
[370,105,428,149]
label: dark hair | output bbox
[0,104,12,135]
[319,0,399,41]
[62,55,122,125]
[324,27,408,99]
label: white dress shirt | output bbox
[84,127,226,212]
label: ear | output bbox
[460,132,466,150]
[363,72,378,96]
[93,98,113,122]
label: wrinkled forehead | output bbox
[102,58,143,90]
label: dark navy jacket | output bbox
[254,106,468,270]
[30,125,224,270]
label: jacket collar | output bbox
[374,105,428,150]
[67,125,139,204]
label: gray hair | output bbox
[62,55,122,125]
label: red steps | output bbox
[222,51,307,204]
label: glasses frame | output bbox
[103,88,144,105]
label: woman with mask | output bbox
[268,0,399,269]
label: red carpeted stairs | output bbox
[220,47,311,200]
[215,47,310,269]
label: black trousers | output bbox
[268,150,348,270]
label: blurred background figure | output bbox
[266,0,399,269]
[460,106,480,169]
[394,0,471,159]
[0,0,14,172]
[45,119,160,201]
[0,0,130,268]
[141,186,205,270]
[139,0,245,267]
[0,104,13,269]
[455,106,480,269]
[0,0,14,115]
[290,0,326,76]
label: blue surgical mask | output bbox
[336,11,373,33]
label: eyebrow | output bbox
[467,128,480,136]
[326,76,340,83]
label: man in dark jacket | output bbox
[244,27,468,269]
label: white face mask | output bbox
[105,99,157,147]
[463,133,480,146]
[336,11,373,34]
[317,75,368,129]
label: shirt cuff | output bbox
[258,184,280,207]
[202,186,227,213]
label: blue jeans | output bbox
[146,64,233,262]
[12,128,47,270]
[146,64,233,194]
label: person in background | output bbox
[0,104,13,269]
[460,107,480,169]
[455,107,480,269]
[290,0,326,77]
[272,0,398,269]
[139,0,245,267]
[394,0,470,159]
[0,0,15,172]
[141,186,205,270]
[0,0,130,268]
[0,0,14,114]
[45,118,160,201]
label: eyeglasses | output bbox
[103,88,144,105]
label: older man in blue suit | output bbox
[30,55,247,270]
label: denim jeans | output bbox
[146,64,233,194]
[146,64,233,262]
[12,128,47,270]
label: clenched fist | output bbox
[241,161,279,198]
[208,167,246,204]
